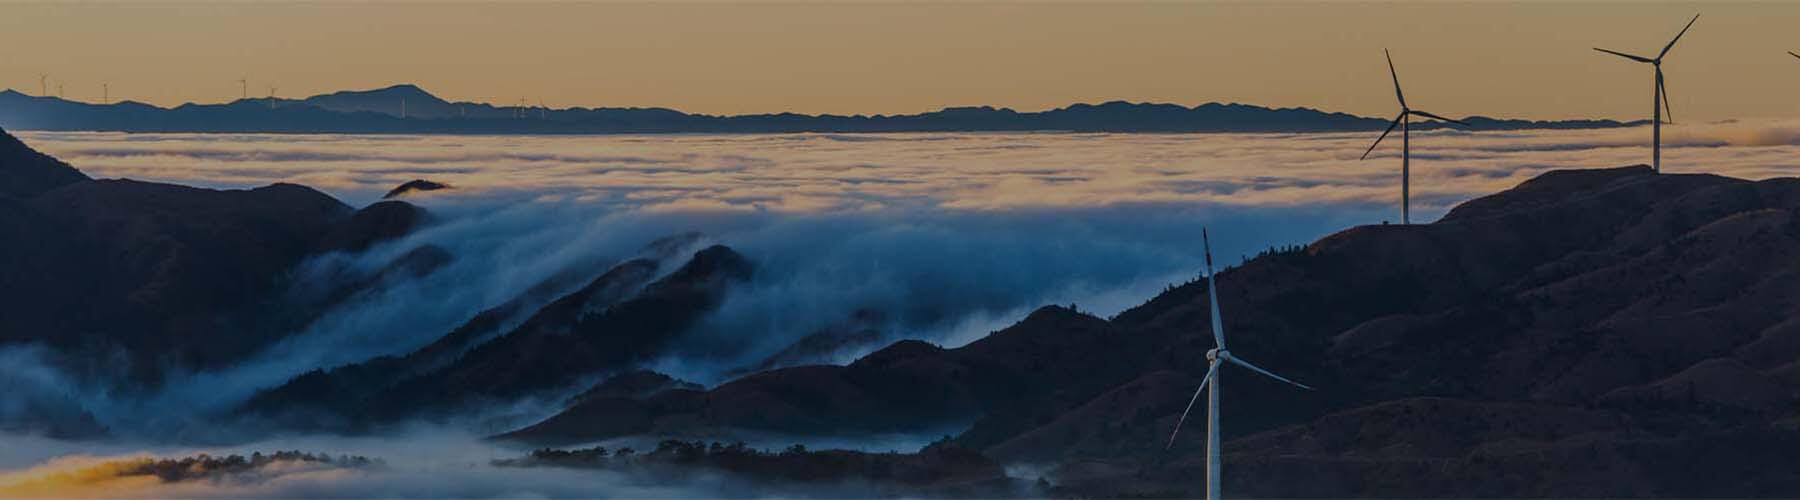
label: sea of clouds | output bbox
[4,123,1800,497]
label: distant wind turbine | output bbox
[268,86,278,109]
[1358,50,1469,225]
[39,74,47,97]
[1594,14,1698,173]
[1166,228,1313,500]
[57,82,64,98]
[102,83,108,104]
[539,98,547,120]
[238,77,248,100]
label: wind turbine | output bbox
[1166,228,1312,500]
[267,86,278,109]
[1594,14,1698,173]
[39,74,47,97]
[1358,50,1469,225]
[102,83,109,104]
[237,77,248,100]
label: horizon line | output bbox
[0,84,1643,125]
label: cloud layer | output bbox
[20,121,1800,215]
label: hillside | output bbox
[0,128,440,385]
[496,165,1800,497]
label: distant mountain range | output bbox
[0,84,1641,135]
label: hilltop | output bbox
[0,84,1640,135]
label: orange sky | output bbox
[4,1,1799,120]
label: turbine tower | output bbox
[1166,228,1312,500]
[267,86,278,110]
[1359,50,1469,225]
[102,83,108,104]
[39,74,47,97]
[238,77,248,100]
[1594,14,1698,173]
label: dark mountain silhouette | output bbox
[382,179,450,199]
[493,165,1800,497]
[300,84,452,118]
[240,236,753,429]
[562,370,703,408]
[728,309,890,377]
[0,132,436,387]
[0,125,88,198]
[0,85,1640,135]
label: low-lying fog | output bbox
[6,123,1800,497]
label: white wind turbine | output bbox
[1359,50,1469,225]
[1166,228,1312,500]
[1594,14,1698,173]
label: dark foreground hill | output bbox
[497,165,1800,497]
[0,127,442,436]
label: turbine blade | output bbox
[1409,110,1470,126]
[1165,361,1222,449]
[1658,14,1699,60]
[1202,228,1225,349]
[1224,354,1313,390]
[1385,49,1406,108]
[1791,51,1800,61]
[1593,47,1654,63]
[1360,112,1405,160]
[1658,68,1673,124]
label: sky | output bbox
[4,2,1800,121]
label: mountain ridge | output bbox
[0,84,1642,135]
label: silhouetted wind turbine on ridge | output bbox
[1359,50,1468,225]
[1166,228,1312,500]
[1594,14,1698,173]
